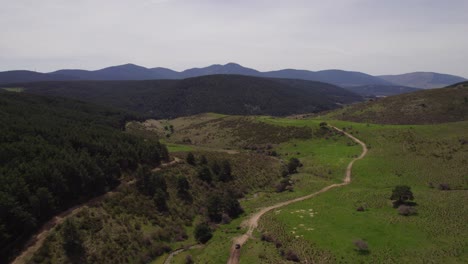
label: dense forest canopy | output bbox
[0,92,168,261]
[6,74,363,118]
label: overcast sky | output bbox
[1,0,467,77]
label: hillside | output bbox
[378,72,467,89]
[326,82,468,124]
[0,92,169,262]
[0,63,394,87]
[11,75,363,118]
[343,84,421,97]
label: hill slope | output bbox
[326,82,468,124]
[0,92,168,262]
[378,72,467,89]
[343,84,421,97]
[13,75,363,118]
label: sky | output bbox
[1,0,467,77]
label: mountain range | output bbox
[1,63,465,89]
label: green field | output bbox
[254,118,468,263]
[161,115,467,263]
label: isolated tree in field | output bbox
[194,223,212,243]
[186,152,196,165]
[287,157,301,174]
[390,185,414,207]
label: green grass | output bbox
[255,119,468,263]
[2,87,24,92]
[165,142,194,152]
[119,114,468,263]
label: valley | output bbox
[1,82,467,263]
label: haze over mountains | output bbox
[1,63,465,89]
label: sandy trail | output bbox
[11,157,181,264]
[227,126,368,264]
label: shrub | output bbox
[285,250,300,262]
[353,239,369,253]
[287,158,301,174]
[438,183,451,190]
[185,255,194,264]
[186,152,196,165]
[194,223,212,244]
[398,205,417,216]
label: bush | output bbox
[353,239,369,253]
[285,250,300,262]
[287,158,301,174]
[398,205,417,216]
[185,255,194,264]
[194,223,212,244]
[186,152,196,165]
[438,183,451,190]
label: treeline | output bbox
[0,92,168,262]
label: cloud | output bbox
[0,0,467,77]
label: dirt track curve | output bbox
[227,126,368,264]
[11,158,182,264]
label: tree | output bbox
[194,223,212,243]
[186,152,196,165]
[219,160,233,182]
[211,161,221,176]
[199,155,208,165]
[390,185,414,207]
[62,219,85,262]
[287,158,301,174]
[206,194,223,222]
[177,176,191,201]
[197,166,212,183]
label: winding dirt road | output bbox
[227,126,368,264]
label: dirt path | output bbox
[163,244,203,264]
[11,158,181,264]
[227,126,368,264]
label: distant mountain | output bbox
[0,70,78,84]
[0,63,399,87]
[8,75,363,118]
[327,82,468,124]
[51,63,158,80]
[378,72,467,89]
[2,64,465,89]
[181,62,261,78]
[343,84,421,97]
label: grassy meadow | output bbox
[254,118,468,263]
[28,113,467,263]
